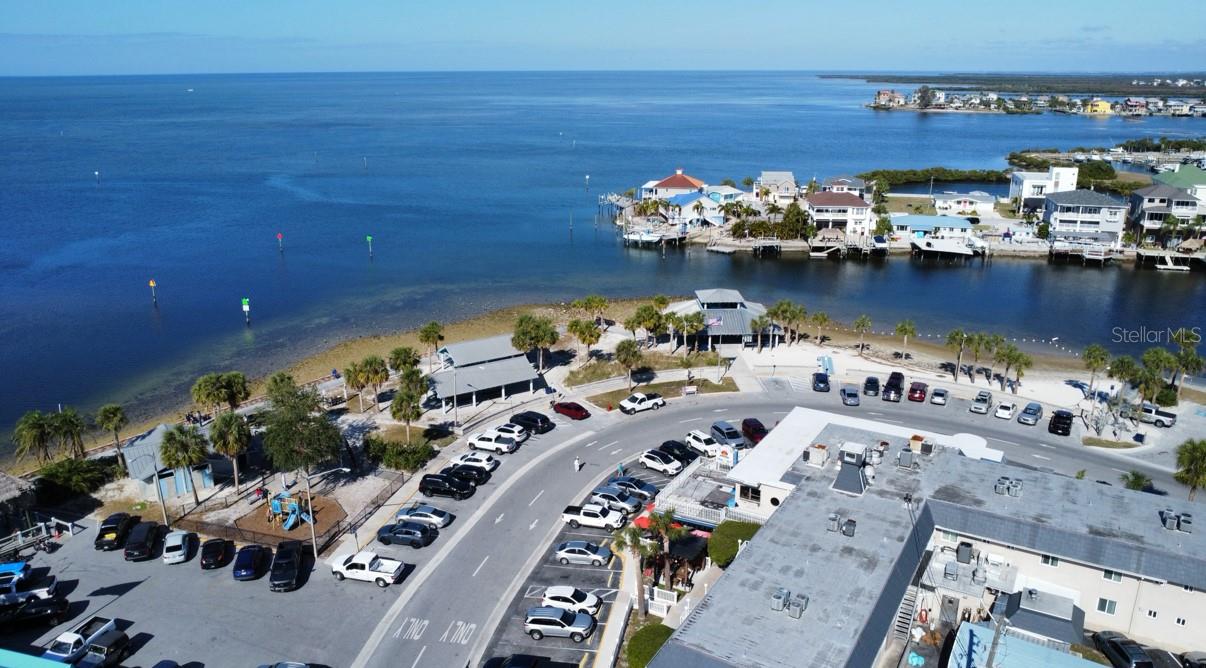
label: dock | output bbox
[1134,248,1202,272]
[1049,241,1115,265]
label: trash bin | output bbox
[1133,433,1145,444]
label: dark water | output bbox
[1,71,1203,435]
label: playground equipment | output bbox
[266,491,314,531]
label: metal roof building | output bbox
[430,334,540,405]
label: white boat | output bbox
[623,230,662,244]
[1156,255,1190,272]
[911,236,974,257]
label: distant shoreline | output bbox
[826,72,1206,97]
[866,104,1006,115]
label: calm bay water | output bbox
[1,71,1203,435]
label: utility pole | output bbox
[985,615,1009,667]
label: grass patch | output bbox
[626,622,674,668]
[1070,643,1111,665]
[994,202,1020,219]
[1082,436,1139,449]
[885,197,936,215]
[567,350,720,386]
[376,425,456,450]
[617,610,668,668]
[588,377,738,410]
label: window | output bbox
[1146,610,1158,619]
[739,486,761,503]
[1041,554,1060,567]
[1176,617,1187,626]
[941,530,959,543]
[1097,598,1118,615]
[1103,569,1122,582]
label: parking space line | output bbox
[1032,454,1051,461]
[609,448,622,455]
[409,646,426,668]
[584,440,597,448]
[991,437,1020,446]
[473,555,490,577]
[712,408,726,413]
[678,417,702,423]
[1112,467,1128,474]
[602,440,619,449]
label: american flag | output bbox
[706,317,723,327]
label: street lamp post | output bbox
[304,466,351,560]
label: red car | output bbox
[907,382,928,402]
[553,402,591,420]
[741,418,768,444]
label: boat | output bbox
[910,236,975,257]
[1156,255,1191,272]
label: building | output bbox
[1008,165,1079,212]
[946,622,1100,668]
[891,214,974,240]
[702,184,746,204]
[932,191,996,217]
[755,171,798,204]
[666,191,724,227]
[662,289,775,350]
[639,169,707,201]
[1166,100,1192,116]
[1154,165,1206,206]
[649,407,1206,668]
[805,191,874,236]
[1128,184,1200,244]
[429,334,541,410]
[1042,190,1128,247]
[821,175,870,200]
[124,424,216,502]
[1084,99,1113,115]
[874,89,905,107]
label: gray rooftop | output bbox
[823,175,866,188]
[993,589,1085,646]
[429,355,538,400]
[694,288,747,305]
[438,334,524,368]
[1133,183,1196,201]
[758,171,796,187]
[1044,189,1126,208]
[0,472,32,504]
[933,191,996,203]
[124,423,216,482]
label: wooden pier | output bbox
[1134,248,1202,272]
[1049,241,1115,265]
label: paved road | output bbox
[354,385,1198,668]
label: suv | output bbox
[377,521,437,548]
[684,430,720,457]
[882,373,905,402]
[94,513,138,551]
[970,390,993,414]
[589,486,641,514]
[812,373,831,392]
[269,540,303,592]
[1093,631,1153,668]
[1139,402,1177,428]
[1018,402,1043,426]
[1048,409,1074,436]
[862,376,880,396]
[510,411,554,434]
[123,521,159,561]
[76,629,129,668]
[710,421,745,449]
[907,382,927,402]
[658,440,697,464]
[419,474,474,500]
[524,606,597,643]
[740,418,768,444]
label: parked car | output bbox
[994,402,1016,420]
[930,388,948,406]
[492,423,529,444]
[709,421,745,449]
[122,521,159,561]
[0,563,57,606]
[740,418,768,444]
[0,596,70,628]
[42,615,116,663]
[607,476,658,500]
[394,503,453,528]
[639,449,683,476]
[542,586,601,616]
[1182,651,1206,668]
[1146,648,1185,668]
[862,376,880,396]
[161,530,189,565]
[441,464,490,486]
[684,430,720,457]
[524,606,596,643]
[618,392,665,415]
[657,440,697,464]
[839,385,860,406]
[510,411,554,434]
[552,402,590,420]
[882,372,905,402]
[451,451,500,471]
[812,372,831,392]
[561,505,623,531]
[1048,409,1074,436]
[970,390,993,414]
[377,521,437,548]
[1093,630,1153,668]
[94,513,138,551]
[1018,402,1043,426]
[331,550,404,587]
[1138,402,1177,428]
[199,538,229,569]
[553,540,612,566]
[76,629,130,668]
[589,486,641,514]
[468,431,517,454]
[419,474,474,500]
[907,382,927,402]
[269,540,303,592]
[232,544,267,580]
[482,656,559,668]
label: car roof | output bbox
[527,606,572,618]
[686,429,709,437]
[165,530,188,541]
[933,387,947,393]
[545,585,581,597]
[1024,402,1042,409]
[560,540,592,549]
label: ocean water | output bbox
[1,71,1203,436]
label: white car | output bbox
[451,451,499,471]
[394,503,453,528]
[331,550,404,587]
[930,388,948,406]
[995,402,1016,420]
[618,392,666,415]
[492,423,529,444]
[639,450,683,476]
[162,530,189,565]
[542,586,601,616]
[467,431,517,454]
[684,430,720,457]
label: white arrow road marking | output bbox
[494,513,505,524]
[529,519,539,531]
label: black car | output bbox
[419,474,474,500]
[1048,409,1074,436]
[377,521,437,548]
[812,373,830,392]
[0,596,70,628]
[1093,631,1153,668]
[882,372,905,402]
[78,629,130,667]
[657,440,698,465]
[94,513,138,551]
[862,376,880,396]
[483,656,573,668]
[510,411,554,434]
[123,521,159,561]
[269,540,303,592]
[199,538,230,569]
[232,544,267,580]
[441,464,490,486]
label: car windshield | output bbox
[49,640,76,655]
[570,589,587,603]
[165,543,181,553]
[558,609,576,624]
[583,542,598,552]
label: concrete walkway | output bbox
[663,564,724,629]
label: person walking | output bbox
[574,456,581,472]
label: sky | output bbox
[2,0,1205,76]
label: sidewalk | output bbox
[662,564,723,629]
[593,546,639,668]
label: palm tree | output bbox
[681,312,707,353]
[615,339,643,391]
[787,304,807,345]
[811,312,830,346]
[12,410,54,463]
[362,355,390,410]
[995,344,1020,392]
[418,322,444,372]
[1082,343,1111,406]
[981,334,1005,386]
[389,346,420,374]
[1174,439,1206,501]
[218,372,250,412]
[662,313,684,355]
[1119,470,1152,492]
[647,510,689,589]
[945,329,968,383]
[895,320,917,360]
[623,315,642,342]
[211,412,250,493]
[852,315,872,356]
[1171,328,1204,399]
[1108,355,1140,417]
[398,366,426,397]
[161,424,210,506]
[611,526,658,618]
[574,319,602,361]
[750,316,771,352]
[190,373,224,417]
[390,389,424,444]
[53,408,87,459]
[1012,351,1033,392]
[96,403,129,474]
[344,361,368,412]
[692,200,705,223]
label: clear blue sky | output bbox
[2,0,1204,76]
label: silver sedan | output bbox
[394,503,452,528]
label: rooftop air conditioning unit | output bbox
[771,587,791,612]
[971,568,987,585]
[827,513,841,532]
[1179,513,1193,533]
[944,561,959,582]
[994,477,1010,495]
[842,519,857,537]
[898,450,915,469]
[1007,480,1023,497]
[788,596,808,619]
[957,542,973,564]
[920,440,935,455]
[1162,510,1179,531]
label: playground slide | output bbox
[282,508,300,531]
[300,512,313,525]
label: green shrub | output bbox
[387,443,437,472]
[1155,386,1178,407]
[708,520,761,568]
[626,623,673,668]
[36,456,120,505]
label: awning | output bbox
[668,535,708,561]
[429,356,539,401]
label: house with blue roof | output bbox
[892,214,973,239]
[665,191,723,227]
[946,621,1099,668]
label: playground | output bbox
[233,489,348,542]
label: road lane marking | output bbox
[868,411,884,416]
[678,417,702,423]
[610,448,622,455]
[472,555,490,577]
[529,519,539,531]
[1038,443,1055,449]
[440,620,477,645]
[494,513,505,524]
[1032,454,1051,461]
[528,490,544,506]
[602,440,619,448]
[409,646,426,668]
[394,617,428,640]
[583,440,597,448]
[990,438,1020,446]
[712,408,726,413]
[1112,468,1128,474]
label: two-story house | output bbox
[638,168,706,201]
[1153,165,1206,214]
[1128,184,1200,244]
[821,175,870,201]
[754,171,798,205]
[805,191,873,237]
[1008,165,1079,213]
[1042,190,1128,247]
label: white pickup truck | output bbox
[561,504,624,530]
[619,392,665,415]
[331,551,405,588]
[42,615,116,663]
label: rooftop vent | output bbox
[971,568,987,585]
[771,587,791,612]
[944,561,959,581]
[840,442,868,467]
[898,449,915,469]
[841,519,857,537]
[920,440,935,455]
[1162,509,1179,531]
[1027,588,1039,601]
[1179,513,1193,533]
[994,477,1010,495]
[787,594,809,619]
[1007,480,1023,497]
[827,513,841,532]
[957,542,973,564]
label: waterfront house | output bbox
[874,89,905,107]
[821,175,870,200]
[1008,165,1079,213]
[662,288,775,350]
[1128,184,1200,245]
[805,191,873,236]
[1144,97,1164,112]
[430,334,541,411]
[755,171,798,204]
[1154,165,1206,210]
[892,214,973,239]
[1121,97,1147,116]
[666,191,723,227]
[1042,189,1128,247]
[932,191,996,218]
[638,169,706,201]
[1084,98,1113,115]
[124,424,217,503]
[703,184,746,204]
[1166,100,1192,116]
